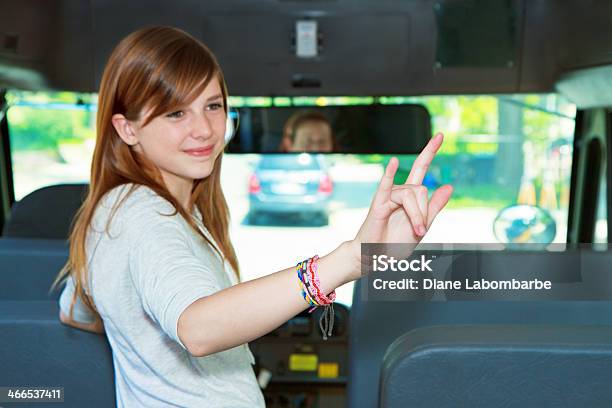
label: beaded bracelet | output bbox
[307,256,336,305]
[296,260,317,308]
[297,258,321,309]
[296,255,336,340]
[300,259,320,309]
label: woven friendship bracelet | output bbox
[296,256,336,340]
[307,255,336,305]
[296,263,318,308]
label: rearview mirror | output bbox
[225,104,431,154]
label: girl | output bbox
[53,26,452,407]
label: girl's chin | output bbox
[188,169,214,180]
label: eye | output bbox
[206,102,224,111]
[166,110,184,119]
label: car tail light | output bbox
[318,174,333,194]
[249,174,261,194]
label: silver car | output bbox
[247,154,333,226]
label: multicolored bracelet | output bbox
[296,255,336,340]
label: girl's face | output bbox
[131,78,226,192]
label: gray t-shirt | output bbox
[59,184,265,407]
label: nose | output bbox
[190,111,214,140]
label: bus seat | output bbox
[0,300,115,407]
[3,183,88,240]
[379,325,612,408]
[0,238,69,300]
[348,251,612,408]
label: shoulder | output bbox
[94,183,189,241]
[98,183,180,219]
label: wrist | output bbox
[340,240,362,283]
[317,241,362,295]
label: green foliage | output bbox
[457,96,498,134]
[7,107,93,151]
[6,90,96,151]
[444,184,516,209]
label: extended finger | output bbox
[400,189,427,237]
[405,132,443,185]
[372,157,399,207]
[414,185,428,224]
[390,184,428,221]
[426,184,453,229]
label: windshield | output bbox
[5,92,577,306]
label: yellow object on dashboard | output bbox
[289,354,318,371]
[318,362,339,378]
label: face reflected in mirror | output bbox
[290,120,333,152]
[282,111,335,153]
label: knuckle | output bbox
[415,185,428,195]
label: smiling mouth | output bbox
[184,145,214,157]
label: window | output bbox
[6,92,576,306]
[6,91,96,200]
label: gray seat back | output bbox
[380,325,612,408]
[0,238,68,300]
[3,183,88,240]
[0,301,115,407]
[348,250,612,408]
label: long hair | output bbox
[51,26,240,321]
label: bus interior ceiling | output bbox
[0,0,611,95]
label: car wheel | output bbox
[316,212,329,226]
[248,211,261,225]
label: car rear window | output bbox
[257,154,321,171]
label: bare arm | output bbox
[179,134,452,358]
[178,240,357,357]
[59,310,106,334]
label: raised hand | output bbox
[348,133,453,276]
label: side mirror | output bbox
[493,204,557,248]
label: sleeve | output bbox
[129,219,222,350]
[58,276,97,324]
